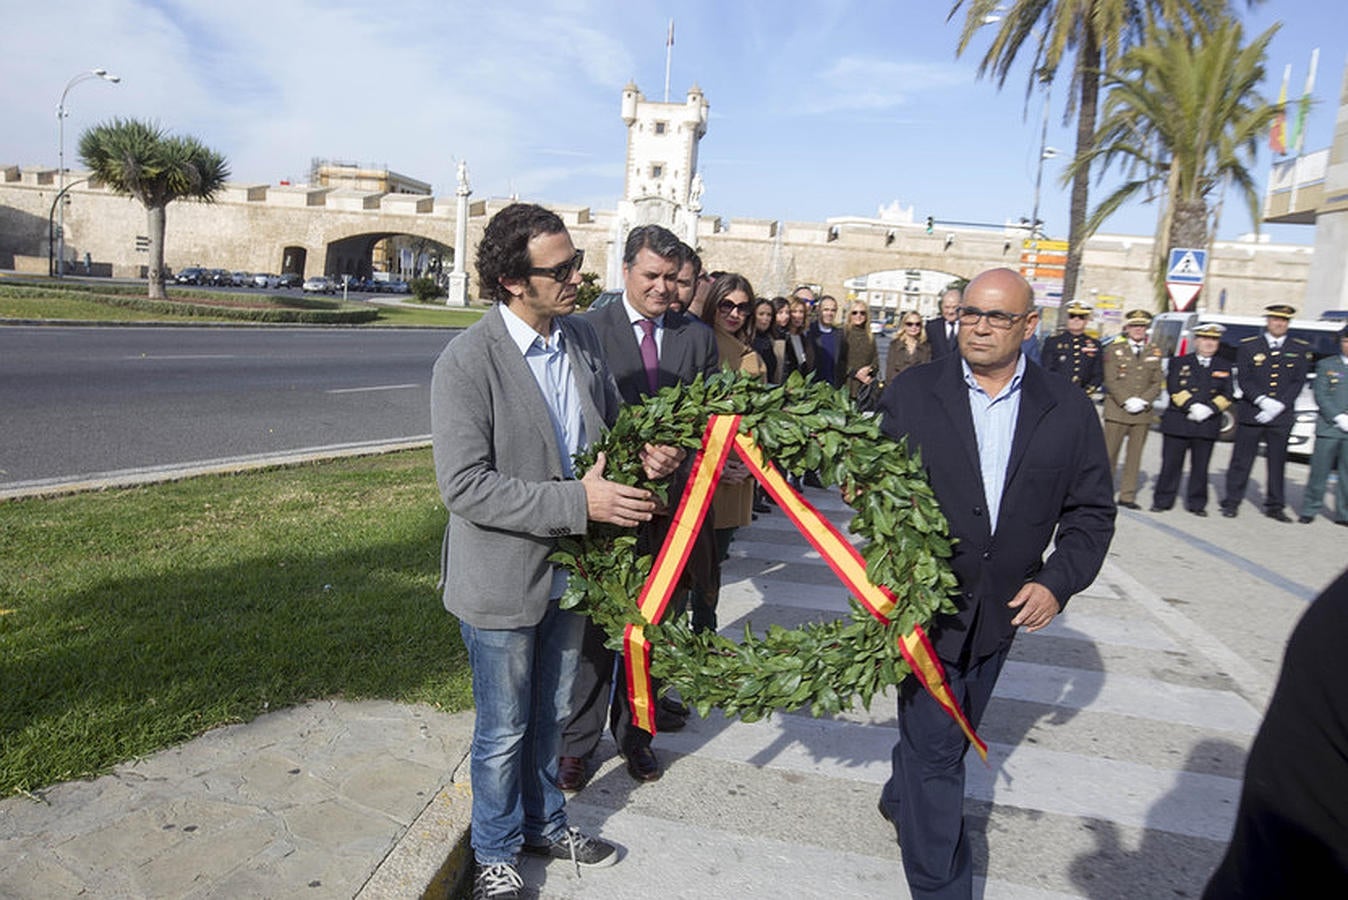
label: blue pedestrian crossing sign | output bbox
[1165,247,1206,311]
[1166,248,1206,284]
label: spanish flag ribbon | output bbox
[624,415,984,761]
[624,414,740,734]
[733,430,985,761]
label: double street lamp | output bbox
[57,67,120,277]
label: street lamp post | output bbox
[1029,82,1058,241]
[57,67,120,278]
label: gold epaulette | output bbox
[1171,389,1193,407]
[1212,396,1232,412]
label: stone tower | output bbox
[609,82,710,283]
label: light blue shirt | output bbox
[500,303,587,598]
[962,354,1026,532]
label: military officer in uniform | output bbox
[1298,325,1348,525]
[1222,304,1315,521]
[1150,322,1233,516]
[1043,301,1102,394]
[1103,308,1166,509]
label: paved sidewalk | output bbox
[2,435,1342,898]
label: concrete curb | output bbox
[358,781,474,900]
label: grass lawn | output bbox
[0,282,484,327]
[0,449,472,797]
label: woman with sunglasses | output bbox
[841,301,880,403]
[884,309,933,383]
[699,274,769,605]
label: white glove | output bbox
[1187,403,1214,423]
[1336,412,1348,432]
[1256,396,1286,418]
[1123,396,1148,414]
[1255,408,1276,424]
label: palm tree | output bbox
[948,0,1242,315]
[1069,17,1279,307]
[78,119,229,299]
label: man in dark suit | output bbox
[874,268,1116,900]
[1222,303,1316,521]
[559,224,719,789]
[925,286,962,360]
[1150,322,1234,516]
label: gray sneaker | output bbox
[522,826,618,872]
[472,862,523,900]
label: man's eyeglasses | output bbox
[527,249,584,283]
[1068,313,1088,320]
[956,306,1028,331]
[717,299,752,316]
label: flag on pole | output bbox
[1289,49,1319,156]
[1269,64,1289,155]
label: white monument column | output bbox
[447,161,471,307]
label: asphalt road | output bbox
[0,325,457,487]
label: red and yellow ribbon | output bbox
[623,414,985,760]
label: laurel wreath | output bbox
[551,371,959,721]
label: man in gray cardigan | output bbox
[431,204,680,900]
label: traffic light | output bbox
[925,216,934,235]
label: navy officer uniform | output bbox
[1222,304,1315,521]
[1042,301,1102,394]
[1150,322,1234,516]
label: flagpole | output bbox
[664,19,674,102]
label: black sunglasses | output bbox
[717,299,752,316]
[527,249,584,283]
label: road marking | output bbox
[124,354,237,360]
[326,383,421,394]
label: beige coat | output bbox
[712,326,767,529]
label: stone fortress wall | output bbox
[0,162,1315,325]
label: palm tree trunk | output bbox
[1059,30,1101,324]
[146,204,167,300]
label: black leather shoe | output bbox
[556,756,589,792]
[655,707,687,731]
[1118,500,1141,510]
[623,746,662,782]
[659,696,691,717]
[1149,505,1169,513]
[1299,515,1315,524]
[753,500,772,514]
[1265,509,1292,523]
[1337,520,1348,527]
[1220,507,1238,518]
[1189,508,1208,517]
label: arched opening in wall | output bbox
[282,246,307,277]
[323,231,454,288]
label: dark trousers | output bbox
[1152,434,1215,511]
[1224,421,1293,513]
[560,618,650,758]
[879,643,1011,900]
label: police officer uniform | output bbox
[1043,301,1103,394]
[1150,323,1234,515]
[1103,308,1166,508]
[1222,304,1315,520]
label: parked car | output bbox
[252,273,277,289]
[174,266,207,285]
[275,272,302,289]
[588,289,623,310]
[1150,310,1343,455]
[302,276,335,294]
[231,271,252,287]
[384,278,410,294]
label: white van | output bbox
[1149,311,1342,456]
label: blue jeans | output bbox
[459,601,584,865]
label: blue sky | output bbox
[2,1,1342,245]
